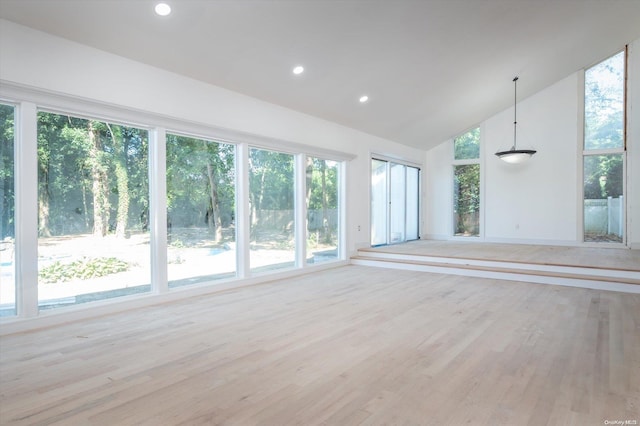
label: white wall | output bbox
[0,19,425,255]
[425,37,640,248]
[424,142,453,239]
[628,39,640,249]
[484,74,578,243]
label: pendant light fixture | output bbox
[495,76,536,163]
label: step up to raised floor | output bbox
[351,249,640,293]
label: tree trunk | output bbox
[38,158,52,237]
[305,157,313,206]
[81,173,90,232]
[252,165,266,232]
[107,123,129,238]
[248,157,256,238]
[0,183,3,239]
[89,121,109,237]
[305,157,313,243]
[320,161,330,243]
[38,180,51,237]
[258,167,266,218]
[0,137,5,239]
[205,157,222,242]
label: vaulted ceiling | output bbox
[1,0,639,150]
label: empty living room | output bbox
[0,1,639,425]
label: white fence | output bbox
[584,196,623,237]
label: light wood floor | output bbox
[1,265,639,425]
[365,240,640,271]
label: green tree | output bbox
[122,127,149,233]
[166,135,234,243]
[37,112,148,238]
[0,104,14,240]
[584,51,624,151]
[454,128,480,160]
[88,121,110,237]
[454,164,480,235]
[583,52,625,204]
[307,158,338,244]
[105,123,129,238]
[248,148,295,247]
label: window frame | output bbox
[580,48,627,246]
[0,102,17,317]
[164,131,238,287]
[247,146,297,274]
[0,84,351,319]
[369,154,422,247]
[304,155,342,265]
[452,126,482,238]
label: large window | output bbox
[1,89,346,318]
[0,104,15,316]
[371,159,388,246]
[166,134,236,286]
[583,51,625,243]
[249,148,295,272]
[306,157,340,264]
[37,112,150,309]
[453,128,480,237]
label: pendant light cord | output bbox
[513,76,518,150]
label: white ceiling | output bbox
[1,0,639,150]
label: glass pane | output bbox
[371,159,387,246]
[454,127,480,160]
[306,157,340,264]
[0,104,15,317]
[389,163,406,243]
[583,154,623,242]
[166,134,236,287]
[584,51,625,150]
[37,112,150,310]
[454,164,480,236]
[249,148,295,273]
[406,166,420,241]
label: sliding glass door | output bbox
[405,166,420,241]
[371,159,388,246]
[371,158,420,246]
[389,163,406,244]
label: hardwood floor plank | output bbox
[1,265,639,425]
[362,240,640,271]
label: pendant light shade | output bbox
[496,77,536,163]
[495,148,537,163]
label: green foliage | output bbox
[306,157,339,245]
[0,104,15,239]
[584,51,624,151]
[454,164,480,214]
[36,112,149,237]
[583,52,625,202]
[39,257,129,283]
[166,134,235,232]
[307,158,338,211]
[33,112,339,251]
[584,154,623,199]
[454,164,480,235]
[169,238,185,248]
[249,148,295,212]
[454,128,480,160]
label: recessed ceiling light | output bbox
[155,2,171,16]
[293,66,304,75]
[359,95,369,103]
